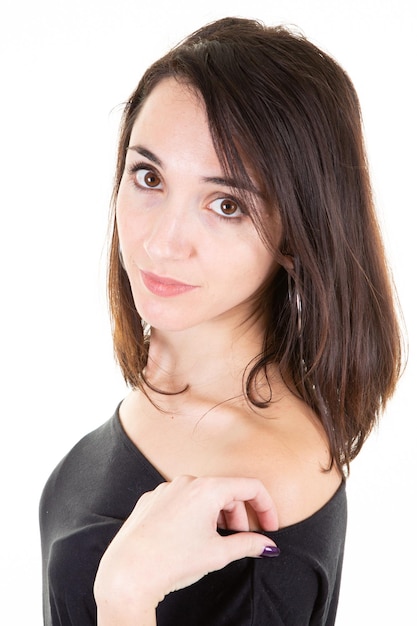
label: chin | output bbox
[135,304,201,334]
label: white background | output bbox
[1,0,415,623]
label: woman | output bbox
[40,17,402,625]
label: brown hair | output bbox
[108,17,403,472]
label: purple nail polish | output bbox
[261,545,280,558]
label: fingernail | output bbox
[261,545,280,558]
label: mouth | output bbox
[140,271,198,297]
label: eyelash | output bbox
[127,162,162,190]
[126,161,246,222]
[209,197,245,222]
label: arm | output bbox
[94,475,280,625]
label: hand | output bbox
[94,475,279,625]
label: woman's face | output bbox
[116,77,279,333]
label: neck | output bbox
[143,317,271,407]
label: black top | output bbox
[40,407,347,625]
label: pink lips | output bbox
[140,271,198,297]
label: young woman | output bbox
[40,17,402,626]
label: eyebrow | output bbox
[127,145,162,167]
[127,144,261,195]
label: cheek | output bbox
[116,214,129,264]
[116,207,129,247]
[116,195,143,257]
[245,236,277,281]
[115,189,127,242]
[223,250,276,302]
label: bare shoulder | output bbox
[227,395,343,530]
[119,388,342,530]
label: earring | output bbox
[288,273,309,379]
[287,273,302,335]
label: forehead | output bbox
[129,79,261,191]
[130,78,207,140]
[128,78,225,173]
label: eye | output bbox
[133,167,162,189]
[209,197,243,218]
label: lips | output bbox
[140,271,198,297]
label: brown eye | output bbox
[134,168,162,189]
[143,170,161,187]
[209,197,243,219]
[220,199,239,215]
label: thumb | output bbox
[220,532,280,564]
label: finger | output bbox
[207,477,279,531]
[221,501,250,531]
[217,510,227,529]
[246,499,279,532]
[215,532,280,568]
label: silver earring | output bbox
[288,273,302,335]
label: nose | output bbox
[143,197,194,262]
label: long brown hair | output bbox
[108,17,403,472]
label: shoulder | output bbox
[225,394,343,530]
[262,449,342,531]
[40,415,118,507]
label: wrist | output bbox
[94,567,162,625]
[97,605,157,626]
[96,590,158,626]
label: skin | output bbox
[94,78,342,624]
[117,80,279,336]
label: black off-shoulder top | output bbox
[40,407,347,625]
